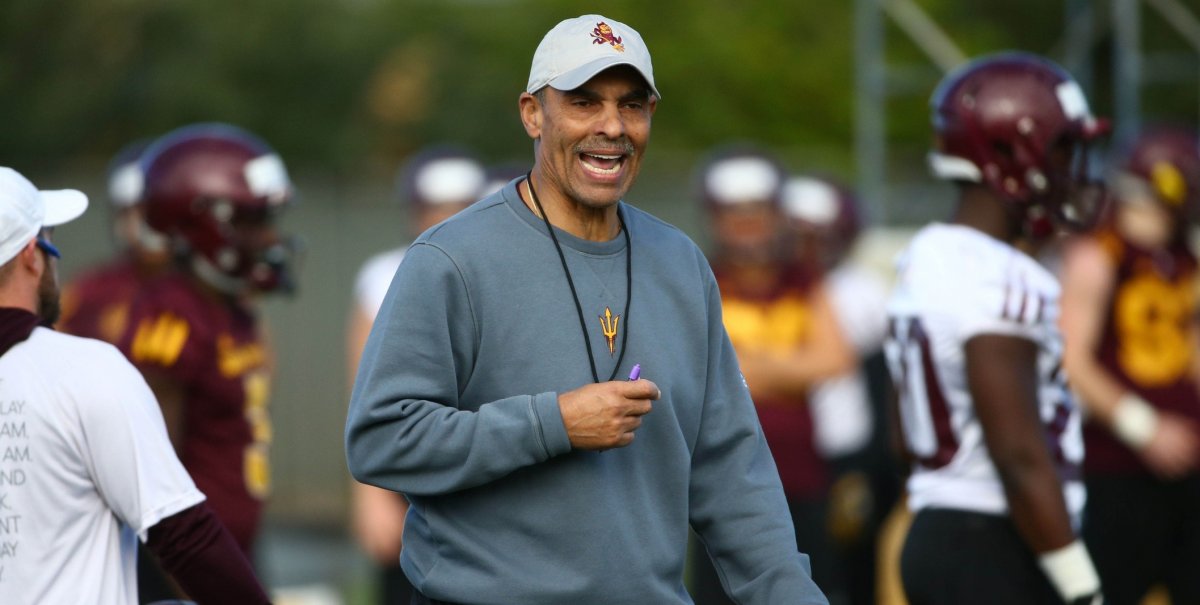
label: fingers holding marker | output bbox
[557,367,661,450]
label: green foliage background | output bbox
[5,0,1200,550]
[3,0,1195,184]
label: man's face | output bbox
[523,65,657,210]
[711,202,784,265]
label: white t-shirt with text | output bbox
[0,328,204,605]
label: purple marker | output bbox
[628,364,641,381]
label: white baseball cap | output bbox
[414,157,487,206]
[0,167,88,266]
[704,156,782,206]
[782,177,840,225]
[527,15,660,99]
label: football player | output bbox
[1060,127,1200,605]
[116,123,296,599]
[58,138,172,343]
[690,146,855,605]
[783,175,898,605]
[346,145,486,604]
[885,52,1107,605]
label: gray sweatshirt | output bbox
[345,180,828,605]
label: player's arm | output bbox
[1060,238,1197,477]
[345,303,374,394]
[144,502,270,604]
[966,334,1100,604]
[1059,238,1132,422]
[738,283,857,400]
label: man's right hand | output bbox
[558,379,659,450]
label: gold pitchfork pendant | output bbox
[598,306,620,356]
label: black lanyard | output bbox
[525,173,632,383]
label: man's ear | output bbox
[20,239,40,268]
[519,92,543,140]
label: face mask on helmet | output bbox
[185,197,299,296]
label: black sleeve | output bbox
[144,503,271,604]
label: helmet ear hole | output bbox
[210,199,235,224]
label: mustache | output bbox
[574,138,635,156]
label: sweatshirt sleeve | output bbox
[345,242,572,496]
[687,266,830,605]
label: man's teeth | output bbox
[581,153,623,175]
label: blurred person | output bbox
[0,166,269,605]
[347,146,486,605]
[1060,127,1200,605]
[115,124,297,590]
[691,147,855,605]
[885,52,1107,605]
[782,175,899,605]
[480,162,528,198]
[58,138,172,343]
[346,14,828,605]
[56,137,191,603]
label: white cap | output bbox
[414,157,487,206]
[782,177,840,225]
[705,156,781,206]
[527,15,660,99]
[0,167,88,266]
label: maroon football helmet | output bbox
[1112,127,1200,221]
[781,175,862,272]
[929,52,1109,233]
[140,123,297,295]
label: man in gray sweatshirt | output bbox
[345,14,829,605]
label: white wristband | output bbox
[1112,393,1158,449]
[1038,540,1101,602]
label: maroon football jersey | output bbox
[715,264,828,498]
[1084,230,1200,475]
[59,255,145,344]
[118,273,271,554]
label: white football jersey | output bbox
[885,224,1085,520]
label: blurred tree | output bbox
[0,0,1195,188]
